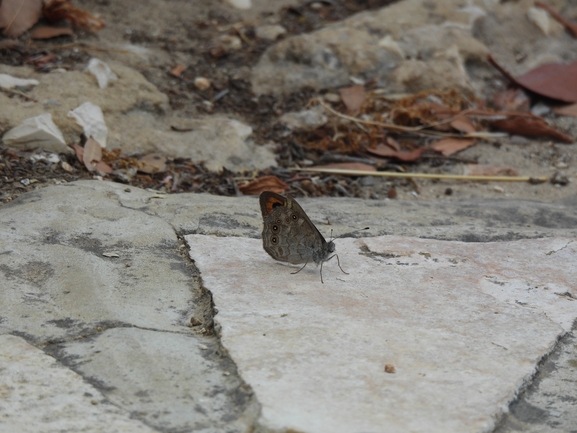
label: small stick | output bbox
[296,167,548,183]
[314,99,508,139]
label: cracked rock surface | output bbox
[1,180,576,432]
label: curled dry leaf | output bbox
[138,153,167,174]
[490,115,573,143]
[464,164,519,177]
[82,137,102,171]
[430,138,476,156]
[239,175,288,195]
[339,85,366,114]
[535,2,577,38]
[30,25,73,39]
[366,144,424,162]
[43,0,105,32]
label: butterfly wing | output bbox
[259,191,333,264]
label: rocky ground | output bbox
[1,0,576,203]
[1,1,577,432]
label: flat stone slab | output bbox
[0,334,155,433]
[187,234,577,433]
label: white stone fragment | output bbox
[85,58,118,89]
[280,106,328,131]
[2,113,67,153]
[527,7,550,35]
[194,77,211,90]
[223,0,251,9]
[68,102,108,148]
[255,24,287,41]
[0,73,39,89]
[378,35,405,57]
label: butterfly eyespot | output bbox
[272,224,279,232]
[276,218,282,224]
[271,236,278,244]
[291,213,298,220]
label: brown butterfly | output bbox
[259,191,347,283]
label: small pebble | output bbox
[194,77,211,90]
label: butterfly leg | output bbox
[327,254,349,276]
[291,260,309,275]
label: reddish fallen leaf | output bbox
[30,25,73,39]
[464,164,518,177]
[83,137,102,171]
[138,153,167,174]
[239,175,288,195]
[0,0,43,37]
[43,0,105,32]
[387,187,397,199]
[493,88,530,112]
[72,142,84,162]
[535,2,577,38]
[430,138,476,156]
[367,144,424,162]
[25,52,57,67]
[552,103,577,118]
[489,55,577,103]
[339,85,366,113]
[491,115,573,143]
[385,136,401,151]
[94,160,113,174]
[308,163,376,172]
[170,64,186,78]
[449,115,476,134]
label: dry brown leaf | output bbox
[339,85,366,114]
[138,153,167,174]
[449,116,476,134]
[430,138,476,156]
[72,142,84,162]
[43,0,105,32]
[493,88,530,112]
[94,160,113,174]
[464,164,518,177]
[367,144,424,162]
[0,0,43,37]
[239,175,288,195]
[385,136,401,151]
[25,52,56,67]
[170,64,186,78]
[491,115,573,143]
[552,103,577,118]
[309,163,376,172]
[83,137,102,171]
[30,25,73,39]
[489,55,577,103]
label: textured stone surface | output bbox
[187,234,577,433]
[1,181,576,432]
[0,334,156,433]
